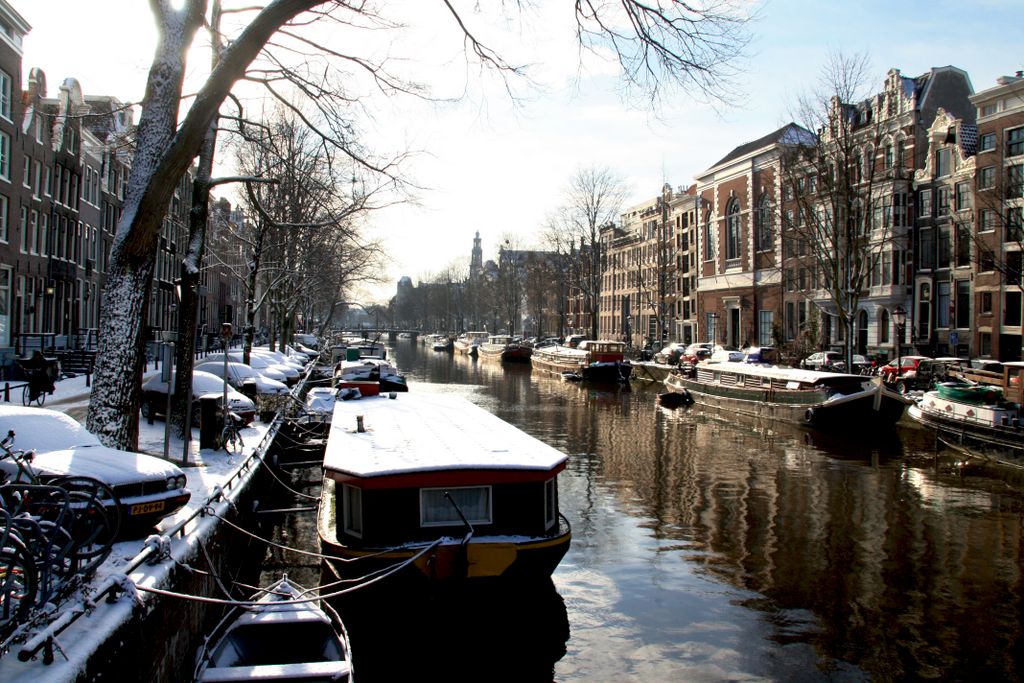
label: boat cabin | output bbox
[577,340,626,362]
[322,394,568,548]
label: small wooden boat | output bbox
[193,576,352,682]
[630,360,675,384]
[530,340,632,382]
[663,361,906,430]
[477,335,533,363]
[318,393,571,583]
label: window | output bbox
[938,225,951,269]
[544,478,557,530]
[979,166,995,189]
[0,195,6,242]
[896,139,906,169]
[955,182,971,211]
[18,206,25,252]
[1008,127,1024,157]
[980,132,996,151]
[1009,165,1023,199]
[935,148,952,177]
[936,187,950,216]
[726,199,741,260]
[703,213,714,261]
[21,158,29,187]
[0,70,9,121]
[342,484,362,537]
[758,310,773,346]
[880,309,890,343]
[1007,252,1023,286]
[956,280,970,328]
[919,228,935,269]
[955,226,970,268]
[919,189,932,217]
[981,209,997,232]
[39,214,47,256]
[755,193,772,251]
[1007,207,1023,243]
[28,210,37,255]
[421,486,491,526]
[0,131,9,180]
[981,291,992,314]
[937,281,951,328]
[31,160,40,197]
[1005,291,1022,327]
[981,250,995,272]
[785,302,796,340]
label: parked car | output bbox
[968,358,1004,374]
[0,405,191,535]
[140,370,257,425]
[680,342,714,365]
[654,343,687,365]
[195,361,289,397]
[878,355,930,384]
[886,357,962,394]
[709,348,745,363]
[800,351,846,372]
[743,346,777,364]
[204,352,296,385]
[293,333,319,349]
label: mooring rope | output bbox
[133,539,442,606]
[260,458,322,501]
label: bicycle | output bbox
[0,432,121,565]
[220,410,245,454]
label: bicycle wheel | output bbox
[35,388,45,407]
[21,384,30,407]
[52,477,121,551]
[0,543,38,628]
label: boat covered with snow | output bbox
[530,340,631,382]
[317,393,571,583]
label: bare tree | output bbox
[88,0,752,449]
[780,52,898,368]
[550,167,629,339]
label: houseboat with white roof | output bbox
[317,393,572,582]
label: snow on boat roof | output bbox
[696,361,866,383]
[323,393,568,478]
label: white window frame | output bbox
[0,70,10,121]
[0,131,10,181]
[342,483,363,537]
[0,195,7,242]
[18,206,25,253]
[420,485,492,527]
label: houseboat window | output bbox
[544,478,557,530]
[421,486,492,527]
[342,484,363,538]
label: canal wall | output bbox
[0,412,300,683]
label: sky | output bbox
[16,0,1024,304]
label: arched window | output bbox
[726,198,741,260]
[755,193,772,251]
[880,309,890,343]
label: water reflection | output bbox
[383,342,1024,679]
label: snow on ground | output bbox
[0,369,285,681]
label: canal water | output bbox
[268,342,1024,681]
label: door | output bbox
[729,308,740,348]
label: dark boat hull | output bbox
[317,478,571,582]
[664,373,906,429]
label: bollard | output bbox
[356,415,365,433]
[3,383,8,402]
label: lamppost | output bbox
[709,312,719,345]
[892,304,907,376]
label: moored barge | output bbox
[317,393,571,583]
[664,361,906,429]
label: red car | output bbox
[879,356,930,385]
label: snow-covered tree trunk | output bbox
[87,0,323,449]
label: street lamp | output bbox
[892,304,907,377]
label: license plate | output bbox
[130,500,166,516]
